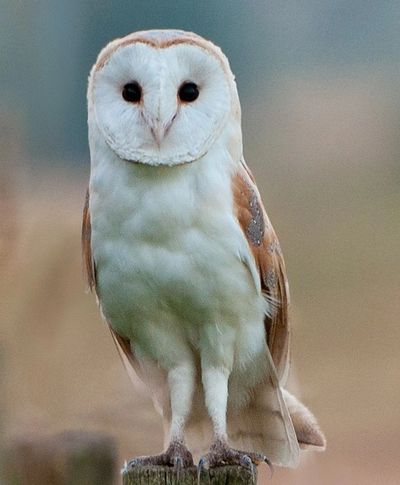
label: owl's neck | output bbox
[89,119,242,238]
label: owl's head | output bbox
[88,30,241,166]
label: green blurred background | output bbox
[1,1,399,484]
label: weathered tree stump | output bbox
[3,430,117,485]
[122,464,257,484]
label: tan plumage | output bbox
[233,160,290,383]
[81,190,95,292]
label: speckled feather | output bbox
[232,160,290,383]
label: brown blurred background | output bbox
[1,2,400,484]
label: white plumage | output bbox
[83,29,325,472]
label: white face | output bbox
[91,41,233,166]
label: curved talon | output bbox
[264,456,274,478]
[240,454,253,469]
[174,455,183,480]
[197,456,209,485]
[198,456,209,470]
[173,456,183,467]
[240,455,255,484]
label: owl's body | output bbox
[84,30,325,471]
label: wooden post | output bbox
[122,464,257,484]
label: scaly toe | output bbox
[204,440,272,470]
[263,455,274,477]
[127,440,194,473]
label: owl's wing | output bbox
[232,160,290,383]
[82,190,96,291]
[82,189,138,382]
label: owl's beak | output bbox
[150,123,167,146]
[143,111,177,146]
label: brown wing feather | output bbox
[82,189,96,291]
[232,161,290,382]
[81,189,138,375]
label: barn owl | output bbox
[82,29,325,476]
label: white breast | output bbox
[89,127,268,375]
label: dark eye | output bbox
[122,81,142,103]
[178,82,199,102]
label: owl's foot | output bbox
[127,440,194,478]
[197,439,272,484]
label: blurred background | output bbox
[1,1,399,484]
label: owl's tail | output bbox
[282,388,326,451]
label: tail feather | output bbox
[282,389,326,450]
[225,377,301,467]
